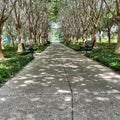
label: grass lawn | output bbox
[65,42,120,72]
[35,44,50,53]
[86,43,120,72]
[0,44,50,85]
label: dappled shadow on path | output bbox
[43,43,120,119]
[53,44,120,120]
[0,43,120,119]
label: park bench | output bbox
[21,43,38,56]
[82,39,96,53]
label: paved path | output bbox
[0,43,120,120]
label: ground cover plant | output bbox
[0,45,34,84]
[66,42,120,72]
[86,43,120,72]
[0,43,50,85]
[35,43,50,53]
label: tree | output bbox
[12,0,26,52]
[25,0,49,46]
[0,0,17,60]
[59,1,80,44]
[103,0,120,53]
[5,17,17,47]
[86,0,103,41]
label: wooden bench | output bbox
[21,43,38,56]
[82,40,96,53]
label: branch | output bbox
[103,0,115,16]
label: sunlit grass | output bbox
[65,38,120,72]
[86,43,120,71]
[0,43,50,84]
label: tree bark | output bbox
[82,30,87,42]
[108,28,111,46]
[92,26,97,41]
[0,25,5,60]
[17,28,23,52]
[34,32,37,45]
[98,29,102,43]
[114,22,120,53]
[38,34,41,46]
[29,31,33,45]
[11,36,15,48]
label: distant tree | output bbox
[5,17,17,47]
[25,0,49,46]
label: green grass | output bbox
[0,46,34,84]
[0,56,34,83]
[35,44,50,53]
[65,43,83,51]
[0,43,50,84]
[66,42,120,72]
[85,43,120,72]
[96,36,117,43]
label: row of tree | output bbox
[58,0,120,53]
[0,0,49,60]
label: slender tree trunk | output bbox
[75,32,79,42]
[92,26,97,41]
[29,31,32,45]
[91,26,97,48]
[114,22,120,53]
[34,32,37,45]
[38,34,41,45]
[82,30,87,42]
[98,29,102,43]
[17,27,23,52]
[10,36,15,48]
[0,25,5,60]
[108,28,111,46]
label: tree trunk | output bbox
[108,28,111,46]
[75,31,79,42]
[98,29,102,43]
[114,22,120,53]
[11,36,15,48]
[92,26,96,41]
[2,42,4,50]
[82,30,87,42]
[17,28,23,52]
[34,32,37,45]
[0,25,5,60]
[29,31,33,45]
[38,34,41,46]
[91,26,97,48]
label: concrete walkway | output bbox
[0,42,120,120]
